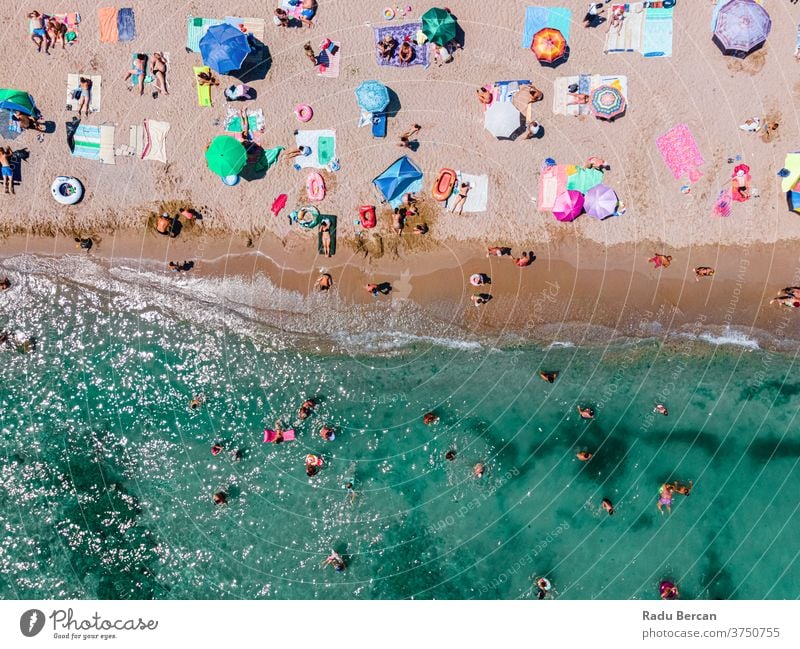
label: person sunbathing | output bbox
[47,17,67,50]
[377,34,398,60]
[648,253,672,268]
[567,92,590,105]
[12,111,45,132]
[76,77,92,117]
[196,70,219,87]
[152,52,168,95]
[29,11,51,53]
[513,251,535,267]
[320,221,332,257]
[608,7,625,35]
[125,54,147,96]
[300,0,317,29]
[527,85,544,103]
[285,145,311,159]
[303,42,317,66]
[733,170,750,200]
[398,42,414,66]
[274,8,290,27]
[450,182,471,214]
[477,87,493,105]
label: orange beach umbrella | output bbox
[531,28,567,64]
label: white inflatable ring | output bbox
[51,176,83,205]
[295,104,313,122]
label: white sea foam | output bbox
[679,326,761,351]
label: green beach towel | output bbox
[318,215,337,256]
[227,115,259,133]
[318,136,335,167]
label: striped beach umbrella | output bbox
[713,0,771,58]
[590,85,626,121]
[531,28,567,64]
[552,190,584,222]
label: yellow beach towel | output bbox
[193,66,212,107]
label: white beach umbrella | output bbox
[484,101,521,139]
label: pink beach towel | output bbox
[538,164,568,212]
[656,124,705,182]
[263,428,296,443]
[711,188,732,217]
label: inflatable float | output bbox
[306,171,326,202]
[294,104,313,122]
[432,168,457,202]
[263,428,296,443]
[51,176,83,205]
[359,205,376,229]
[659,580,678,600]
[293,205,323,229]
[305,454,324,467]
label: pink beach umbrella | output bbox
[552,190,584,222]
[584,183,618,219]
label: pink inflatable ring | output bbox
[295,104,313,122]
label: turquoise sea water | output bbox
[1,255,799,600]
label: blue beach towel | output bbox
[642,8,673,57]
[547,7,572,43]
[521,6,548,48]
[117,8,135,42]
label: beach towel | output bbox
[445,172,489,213]
[604,4,646,53]
[193,66,212,107]
[250,146,284,176]
[642,7,673,57]
[552,74,591,116]
[98,124,115,164]
[129,119,169,163]
[279,0,316,24]
[117,8,136,42]
[538,164,568,211]
[318,215,337,256]
[186,16,223,52]
[494,79,532,104]
[98,7,118,42]
[225,107,264,134]
[71,124,100,160]
[65,74,101,113]
[712,188,733,217]
[224,16,265,43]
[317,41,341,78]
[0,109,23,140]
[521,6,572,48]
[656,124,705,182]
[294,129,336,169]
[374,23,429,68]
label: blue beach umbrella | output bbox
[355,80,390,114]
[373,156,423,207]
[199,24,251,74]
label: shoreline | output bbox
[3,229,800,352]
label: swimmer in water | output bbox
[535,577,552,600]
[601,498,615,515]
[657,483,675,514]
[576,451,593,461]
[445,449,456,461]
[473,463,485,479]
[423,412,439,425]
[320,426,335,441]
[322,550,346,571]
[345,481,356,503]
[231,449,242,462]
[212,491,227,506]
[211,444,223,456]
[654,403,668,416]
[577,405,595,420]
[299,398,316,420]
[189,394,205,410]
[659,581,679,600]
[539,371,558,383]
[674,480,693,496]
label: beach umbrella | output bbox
[584,184,619,219]
[484,101,521,138]
[354,80,390,114]
[373,156,424,206]
[0,89,37,116]
[566,167,604,192]
[713,0,771,58]
[421,8,457,46]
[205,135,247,177]
[200,24,251,74]
[780,153,800,192]
[552,190,584,222]
[788,183,800,214]
[590,85,626,121]
[531,28,567,65]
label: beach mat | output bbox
[656,123,705,182]
[186,16,223,52]
[118,8,136,42]
[0,109,23,141]
[642,7,673,57]
[538,164,568,211]
[604,4,645,53]
[294,129,336,169]
[317,41,341,78]
[521,6,571,48]
[65,74,101,113]
[445,172,489,213]
[225,107,264,133]
[98,7,118,42]
[193,66,212,107]
[318,215,337,256]
[373,23,429,68]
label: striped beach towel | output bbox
[65,74,101,113]
[186,16,223,52]
[225,107,264,133]
[317,41,341,78]
[72,124,100,159]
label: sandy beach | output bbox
[2,0,800,339]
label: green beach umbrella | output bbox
[205,135,247,177]
[0,89,38,116]
[421,8,457,46]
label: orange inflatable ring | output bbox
[295,104,313,122]
[432,168,457,202]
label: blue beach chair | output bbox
[372,112,387,138]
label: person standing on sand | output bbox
[0,148,14,195]
[397,124,421,148]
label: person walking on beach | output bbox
[0,148,14,195]
[397,124,421,148]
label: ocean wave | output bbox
[677,326,761,351]
[330,330,484,353]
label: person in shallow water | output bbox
[539,371,558,383]
[577,405,595,420]
[423,412,439,425]
[657,483,675,514]
[601,498,615,515]
[299,398,316,420]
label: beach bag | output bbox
[567,83,578,93]
[71,88,81,100]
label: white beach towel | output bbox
[445,172,489,213]
[129,119,169,163]
[604,4,645,53]
[99,124,115,164]
[65,74,101,113]
[294,129,336,169]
